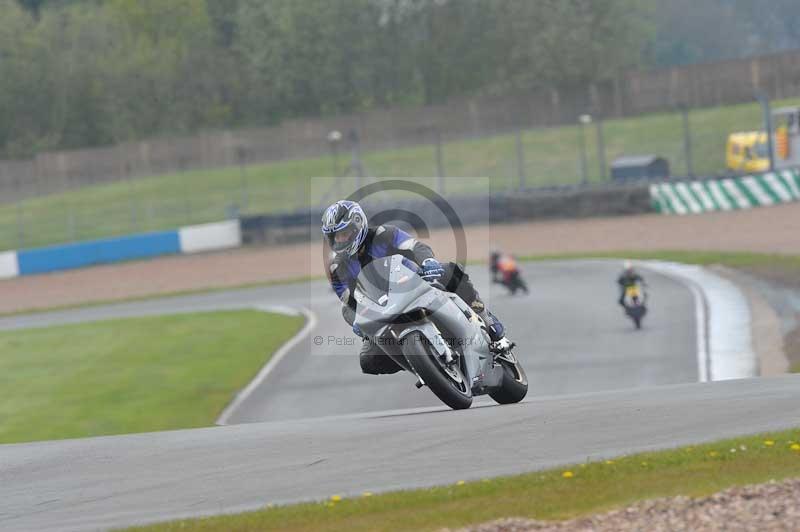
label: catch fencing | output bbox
[2,50,800,252]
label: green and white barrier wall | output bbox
[650,169,800,215]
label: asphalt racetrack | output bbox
[4,260,799,531]
[0,260,697,423]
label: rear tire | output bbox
[489,355,528,404]
[402,332,472,410]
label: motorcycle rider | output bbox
[322,200,513,375]
[496,252,529,295]
[617,260,645,306]
[489,249,501,282]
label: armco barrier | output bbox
[0,220,241,279]
[0,183,653,277]
[241,183,653,245]
[650,169,800,215]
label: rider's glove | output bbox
[419,258,445,283]
[353,323,365,338]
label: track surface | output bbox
[0,261,697,423]
[0,260,709,531]
[3,376,800,532]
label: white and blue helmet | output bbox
[321,200,368,256]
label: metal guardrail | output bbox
[240,179,656,245]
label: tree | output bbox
[206,0,240,47]
[236,0,389,117]
[727,0,800,53]
[103,0,234,137]
[644,0,749,66]
[400,0,507,104]
[503,0,655,89]
[0,0,55,156]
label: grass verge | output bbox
[124,428,800,532]
[0,310,304,444]
[4,97,800,251]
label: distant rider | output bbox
[617,260,645,306]
[489,249,501,282]
[321,200,513,375]
[497,252,528,295]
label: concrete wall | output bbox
[178,221,241,254]
[1,220,241,279]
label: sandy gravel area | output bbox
[449,478,800,532]
[1,202,799,314]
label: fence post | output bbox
[756,93,775,172]
[515,129,526,190]
[578,116,591,185]
[179,156,192,224]
[237,147,249,212]
[435,128,445,195]
[125,162,139,233]
[596,118,607,180]
[64,173,77,242]
[14,176,24,249]
[681,105,695,178]
[16,202,24,249]
[349,129,364,191]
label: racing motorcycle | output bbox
[353,254,528,410]
[622,282,647,329]
[491,254,529,296]
[494,268,529,296]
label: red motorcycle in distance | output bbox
[491,252,529,296]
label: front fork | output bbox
[381,320,457,384]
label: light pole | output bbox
[327,130,342,177]
[595,116,606,180]
[680,105,694,178]
[579,114,592,185]
[755,93,775,172]
[236,146,249,212]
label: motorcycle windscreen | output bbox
[355,257,392,306]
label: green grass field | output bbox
[0,310,304,444]
[126,428,800,532]
[3,98,800,251]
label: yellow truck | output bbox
[725,131,770,173]
[726,106,800,173]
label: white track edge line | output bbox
[216,306,317,426]
[639,262,710,382]
[687,277,711,382]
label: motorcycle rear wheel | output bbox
[403,332,473,410]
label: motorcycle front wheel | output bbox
[489,352,528,404]
[403,332,473,410]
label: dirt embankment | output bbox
[1,202,799,314]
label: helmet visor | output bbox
[326,223,359,253]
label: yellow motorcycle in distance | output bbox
[622,283,647,330]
